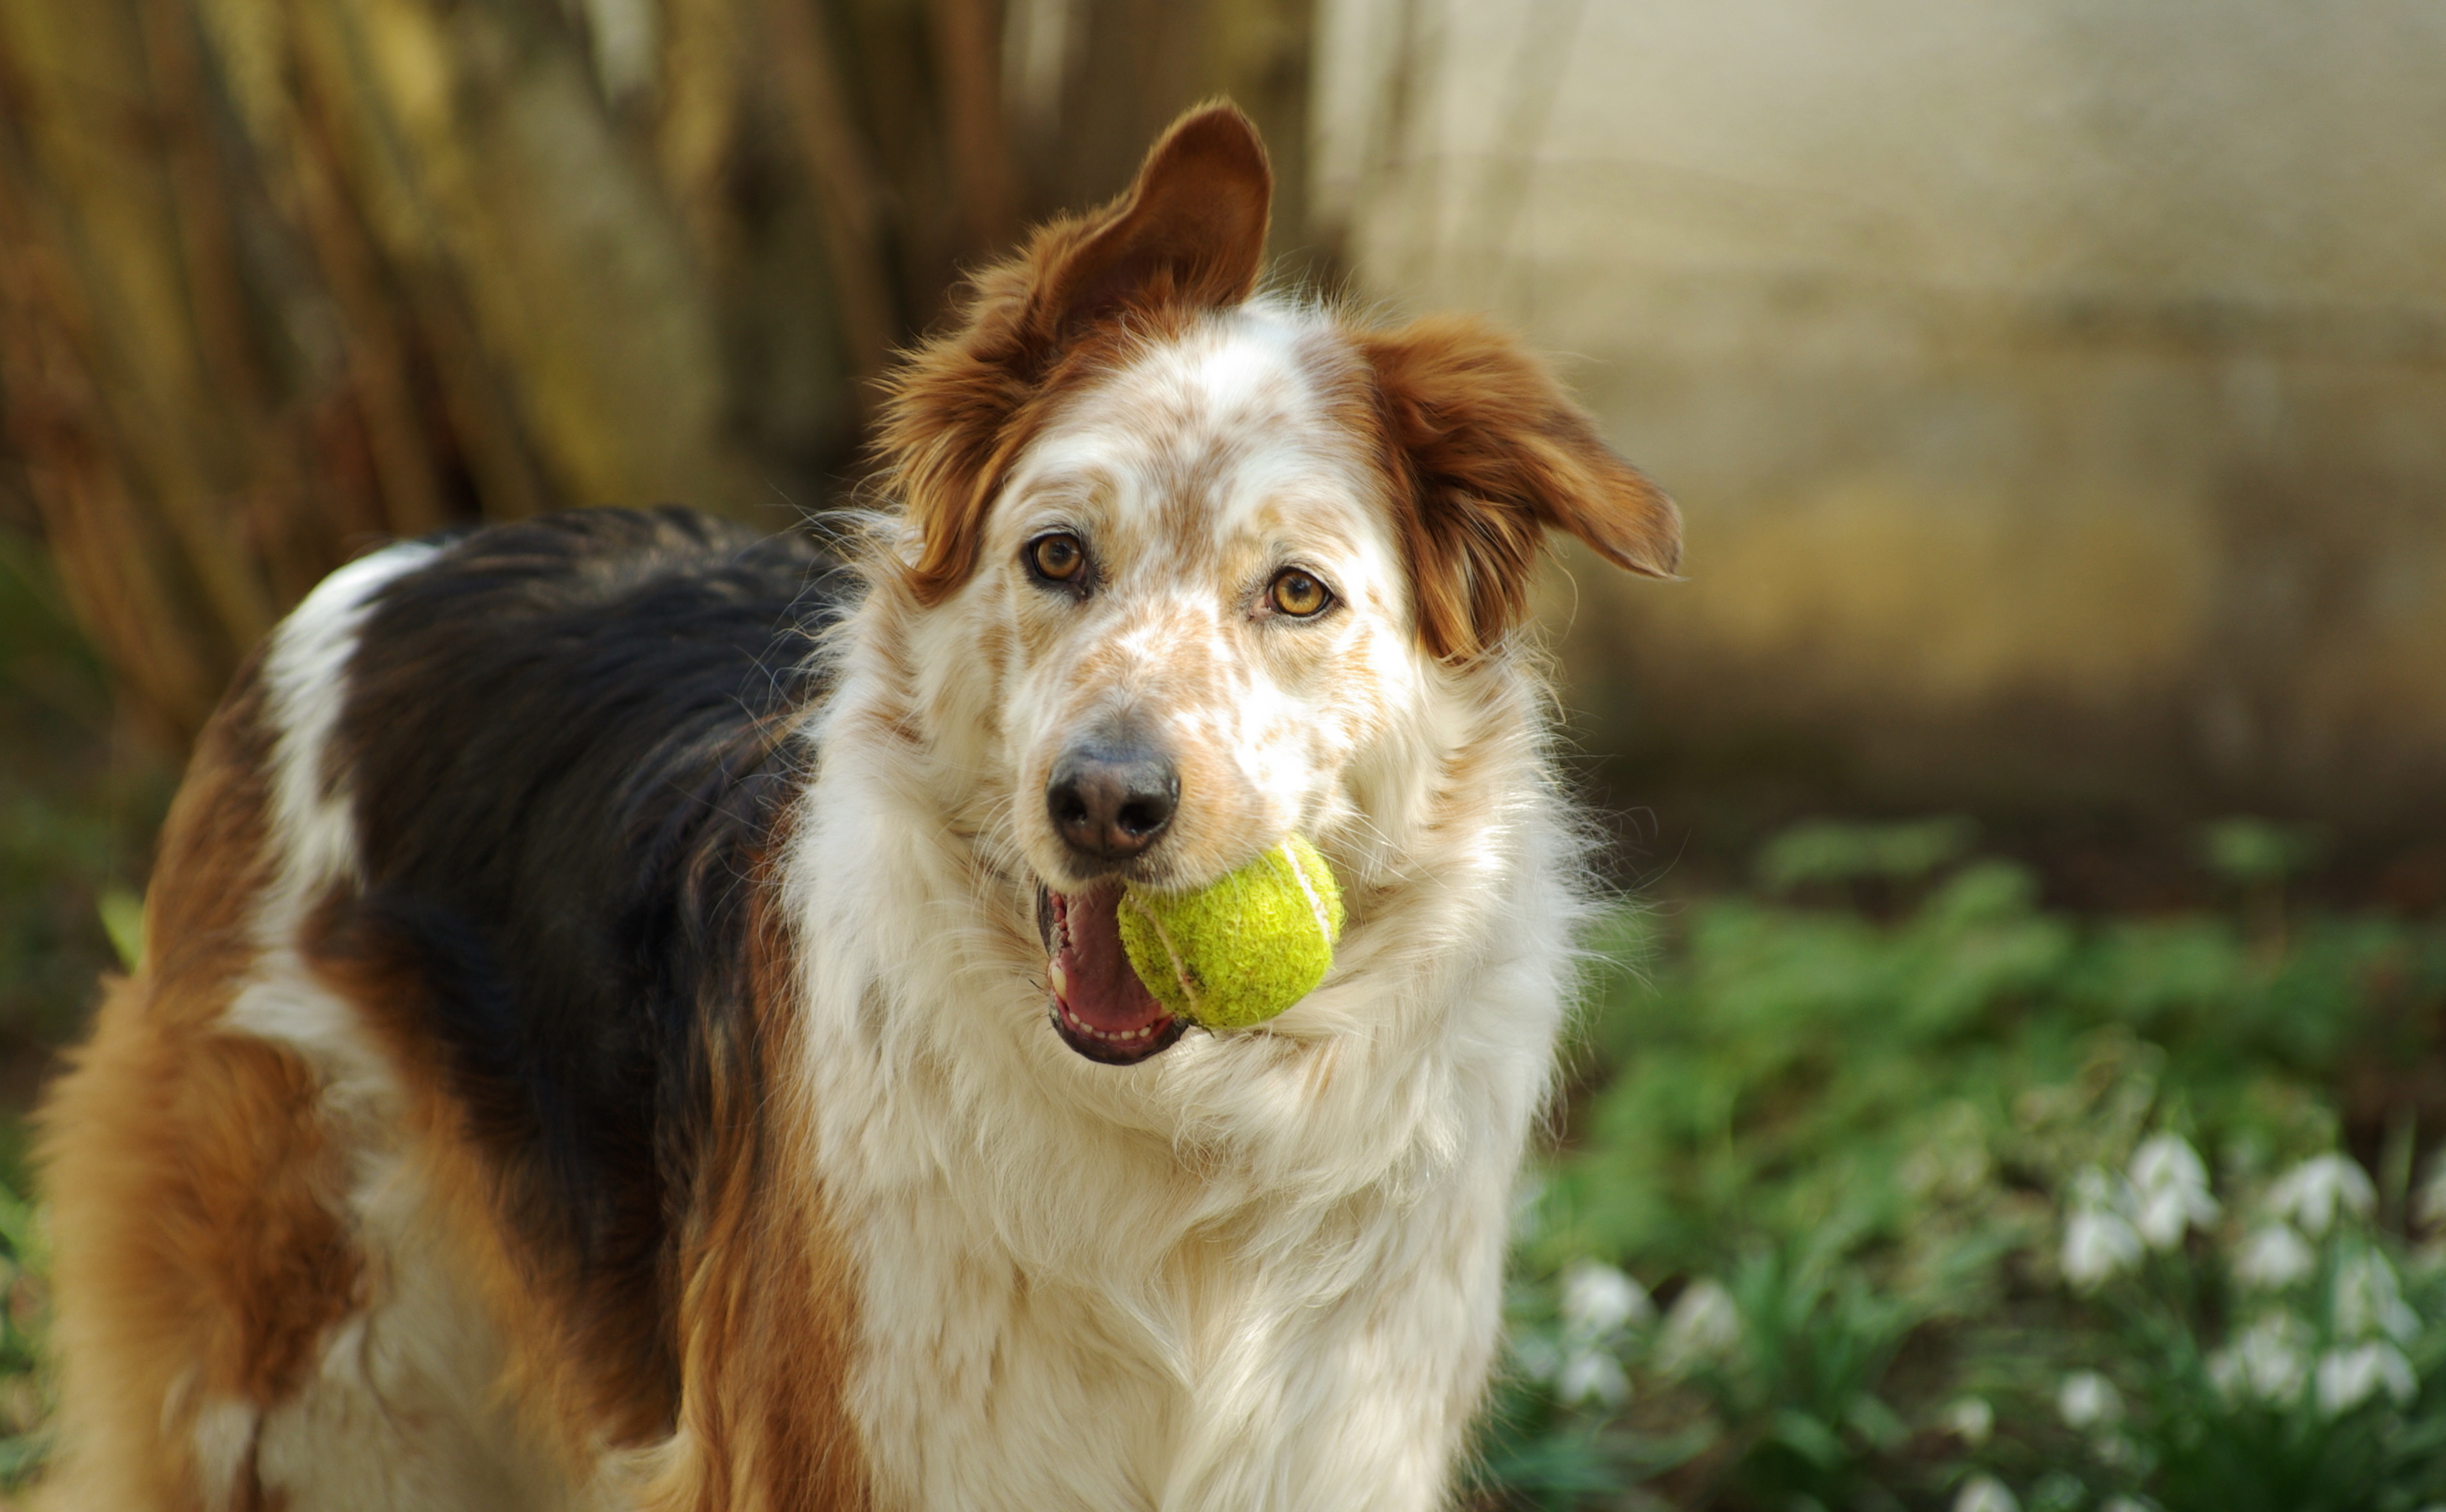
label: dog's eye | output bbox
[1028,533,1087,584]
[1269,569,1331,619]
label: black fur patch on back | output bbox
[306,507,849,1425]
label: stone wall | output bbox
[1313,0,2446,826]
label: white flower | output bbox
[1560,1260,1652,1342]
[2314,1341,2417,1417]
[2057,1370,2124,1430]
[2064,1208,2144,1289]
[2100,1498,2156,1512]
[1939,1395,1994,1446]
[2233,1223,2317,1289]
[1953,1474,2020,1512]
[2333,1251,2420,1343]
[1654,1278,1742,1375]
[2208,1313,2311,1405]
[2128,1134,2220,1249]
[1557,1347,1630,1407]
[2266,1154,2376,1237]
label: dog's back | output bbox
[39,509,849,1508]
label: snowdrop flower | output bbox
[1557,1347,1630,1408]
[2128,1134,2219,1249]
[2232,1223,2316,1289]
[2333,1250,2420,1343]
[2056,1370,2124,1430]
[1560,1259,1652,1342]
[2062,1168,2144,1289]
[2208,1313,2311,1405]
[2314,1341,2417,1417]
[1655,1278,1742,1375]
[2063,1211,2143,1288]
[1952,1474,2020,1512]
[1939,1395,1994,1446]
[2063,1167,2144,1286]
[2266,1154,2375,1237]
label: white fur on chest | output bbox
[787,642,1582,1512]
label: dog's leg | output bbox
[39,975,364,1510]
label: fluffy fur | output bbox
[35,104,1678,1511]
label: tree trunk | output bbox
[0,0,1320,746]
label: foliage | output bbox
[0,0,1321,742]
[1488,819,2446,1511]
[0,533,165,1042]
[0,1172,47,1489]
[2012,1143,2446,1512]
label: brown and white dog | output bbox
[36,105,1677,1511]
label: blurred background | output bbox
[1,1,2443,1506]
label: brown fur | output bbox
[639,881,869,1511]
[879,103,1676,663]
[291,830,868,1507]
[1359,315,1682,660]
[294,889,677,1459]
[881,102,1273,606]
[38,669,364,1509]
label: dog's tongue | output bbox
[1049,886,1173,1045]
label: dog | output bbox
[36,103,1678,1511]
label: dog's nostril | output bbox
[1047,742,1179,861]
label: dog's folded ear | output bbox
[1038,104,1272,336]
[1360,315,1681,662]
[882,103,1272,604]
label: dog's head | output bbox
[874,104,1678,1065]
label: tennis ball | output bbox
[1117,836,1344,1030]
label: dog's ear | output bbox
[881,102,1272,604]
[1360,314,1680,661]
[1036,102,1272,335]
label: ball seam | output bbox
[1281,840,1336,942]
[1122,889,1202,1016]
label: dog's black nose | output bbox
[1047,742,1179,861]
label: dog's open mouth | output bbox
[1037,884,1186,1065]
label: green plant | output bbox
[0,1168,49,1486]
[1492,819,2446,1511]
[1971,1141,2446,1512]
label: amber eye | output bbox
[1029,533,1086,583]
[1270,568,1330,618]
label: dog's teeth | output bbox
[1048,959,1067,997]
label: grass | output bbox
[1483,818,2446,1511]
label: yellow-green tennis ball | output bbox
[1117,836,1344,1030]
